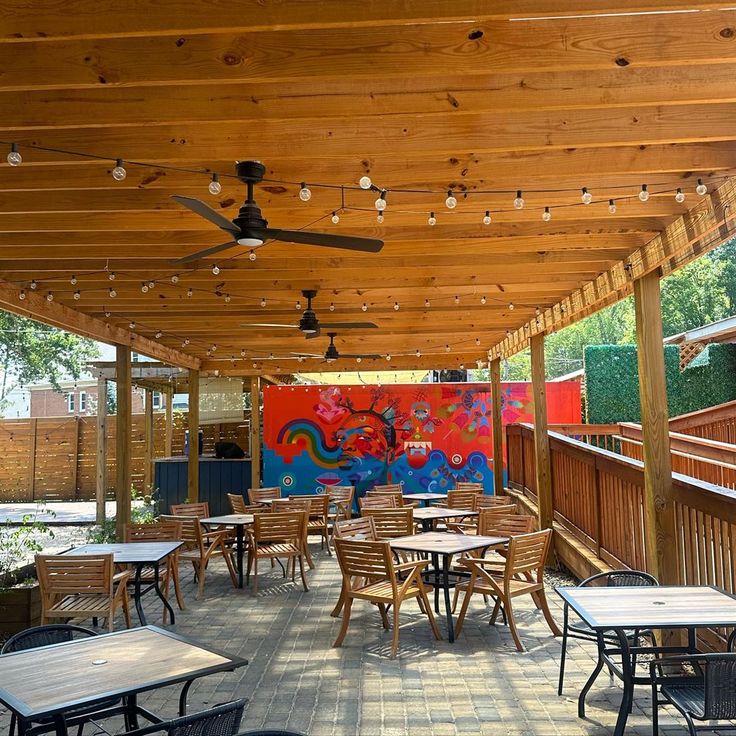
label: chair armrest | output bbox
[395,559,429,573]
[113,570,132,586]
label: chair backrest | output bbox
[125,521,180,542]
[2,624,98,654]
[160,514,204,553]
[227,493,248,514]
[325,485,355,505]
[248,487,282,504]
[504,530,552,581]
[272,498,311,514]
[476,506,518,531]
[478,513,536,538]
[361,508,413,539]
[473,494,517,512]
[579,569,659,587]
[456,482,484,491]
[334,516,377,541]
[703,655,736,719]
[365,490,405,507]
[289,494,329,519]
[253,512,305,544]
[165,699,246,736]
[446,489,478,510]
[36,554,114,597]
[170,502,210,519]
[359,494,398,510]
[334,538,395,589]
[373,483,401,492]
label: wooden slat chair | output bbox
[125,521,185,622]
[447,502,517,535]
[456,482,484,491]
[454,529,561,651]
[361,507,414,540]
[246,512,309,594]
[247,486,282,505]
[373,483,402,492]
[170,501,228,544]
[228,493,262,514]
[473,494,518,512]
[366,488,419,508]
[333,538,441,658]
[159,514,237,599]
[290,493,331,553]
[331,516,378,618]
[271,497,313,569]
[359,494,398,510]
[36,553,131,632]
[446,489,481,510]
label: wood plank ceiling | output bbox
[2,2,736,373]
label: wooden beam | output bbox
[27,418,37,502]
[0,278,199,369]
[164,387,173,457]
[187,368,199,502]
[490,357,505,496]
[143,387,154,494]
[530,334,553,531]
[634,271,677,582]
[250,376,261,489]
[95,375,107,525]
[115,345,132,541]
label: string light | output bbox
[445,344,451,353]
[359,176,372,189]
[639,184,649,202]
[30,280,37,290]
[483,210,492,225]
[240,349,246,357]
[535,307,541,316]
[394,302,400,311]
[148,280,154,290]
[427,211,436,226]
[356,357,362,363]
[331,211,340,224]
[6,143,21,166]
[111,159,127,181]
[581,187,593,205]
[362,303,368,312]
[608,199,617,214]
[73,291,80,300]
[329,302,335,312]
[542,206,552,222]
[104,310,111,318]
[155,330,162,339]
[513,190,524,209]
[508,302,514,310]
[211,344,217,352]
[475,337,481,346]
[70,275,77,285]
[183,338,190,345]
[675,187,685,203]
[454,295,460,305]
[299,182,311,202]
[375,191,387,211]
[377,212,384,224]
[424,298,430,308]
[108,272,116,281]
[212,264,220,275]
[19,289,25,300]
[141,282,149,293]
[696,178,708,196]
[224,293,231,303]
[109,287,117,298]
[386,354,391,362]
[480,295,487,305]
[208,173,221,196]
[415,349,421,358]
[187,288,193,298]
[129,321,136,329]
[296,300,302,310]
[171,274,179,284]
[260,297,266,307]
[445,190,457,209]
[248,250,257,261]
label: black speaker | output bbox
[215,441,245,459]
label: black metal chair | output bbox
[558,569,659,695]
[125,700,246,736]
[651,653,736,735]
[2,624,119,736]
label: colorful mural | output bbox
[263,382,580,497]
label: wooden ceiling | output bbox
[2,2,736,374]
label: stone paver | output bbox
[0,538,693,736]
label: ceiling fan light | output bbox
[237,236,264,246]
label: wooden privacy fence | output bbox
[507,422,736,647]
[0,414,249,502]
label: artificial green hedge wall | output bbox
[584,343,736,423]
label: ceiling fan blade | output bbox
[171,195,240,235]
[261,228,383,253]
[291,352,323,358]
[318,322,378,329]
[175,241,237,264]
[239,323,298,329]
[342,354,383,359]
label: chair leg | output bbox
[331,585,346,618]
[390,601,401,659]
[121,588,132,629]
[333,597,353,647]
[291,555,296,583]
[298,554,309,591]
[504,598,525,652]
[378,603,390,630]
[454,583,475,639]
[536,587,562,636]
[451,586,460,614]
[253,556,259,595]
[197,559,206,599]
[222,548,238,589]
[420,590,442,641]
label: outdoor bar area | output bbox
[2,3,736,736]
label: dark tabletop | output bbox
[63,542,182,564]
[412,507,478,521]
[403,493,448,501]
[201,514,255,526]
[389,531,507,555]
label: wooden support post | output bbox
[95,376,107,524]
[490,358,505,496]
[115,346,132,541]
[28,418,37,502]
[250,376,261,489]
[634,271,677,583]
[143,387,154,494]
[530,334,553,531]
[164,387,173,457]
[187,369,199,502]
[70,416,80,499]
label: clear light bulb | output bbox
[329,302,335,312]
[108,272,116,281]
[542,207,552,222]
[109,288,117,298]
[296,301,302,310]
[416,349,421,358]
[331,211,340,224]
[30,280,37,290]
[361,303,368,312]
[581,187,593,205]
[427,212,436,226]
[359,176,372,190]
[299,182,311,202]
[240,349,246,357]
[211,344,217,352]
[513,190,524,209]
[6,144,22,166]
[386,354,391,362]
[141,283,149,293]
[483,210,491,225]
[154,330,162,339]
[187,288,193,297]
[375,192,387,211]
[535,307,541,316]
[129,321,136,329]
[148,280,154,289]
[445,344,451,353]
[424,299,430,308]
[248,250,257,261]
[46,292,54,302]
[376,212,384,224]
[19,290,25,300]
[260,298,266,307]
[70,275,77,285]
[208,174,221,196]
[508,302,515,310]
[480,295,487,305]
[475,337,481,346]
[356,357,362,363]
[639,185,649,202]
[608,199,617,214]
[212,264,220,275]
[445,190,457,209]
[73,291,81,300]
[454,295,460,305]
[171,274,179,284]
[675,187,685,203]
[184,338,190,345]
[224,294,231,303]
[696,178,708,196]
[394,302,400,311]
[112,159,127,181]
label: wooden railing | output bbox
[507,422,736,647]
[669,399,736,444]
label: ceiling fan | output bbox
[172,160,383,264]
[241,289,378,339]
[294,333,382,363]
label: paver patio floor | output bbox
[0,539,694,736]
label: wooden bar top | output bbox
[0,626,247,720]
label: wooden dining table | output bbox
[200,513,254,588]
[402,492,448,507]
[0,626,247,736]
[411,506,478,532]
